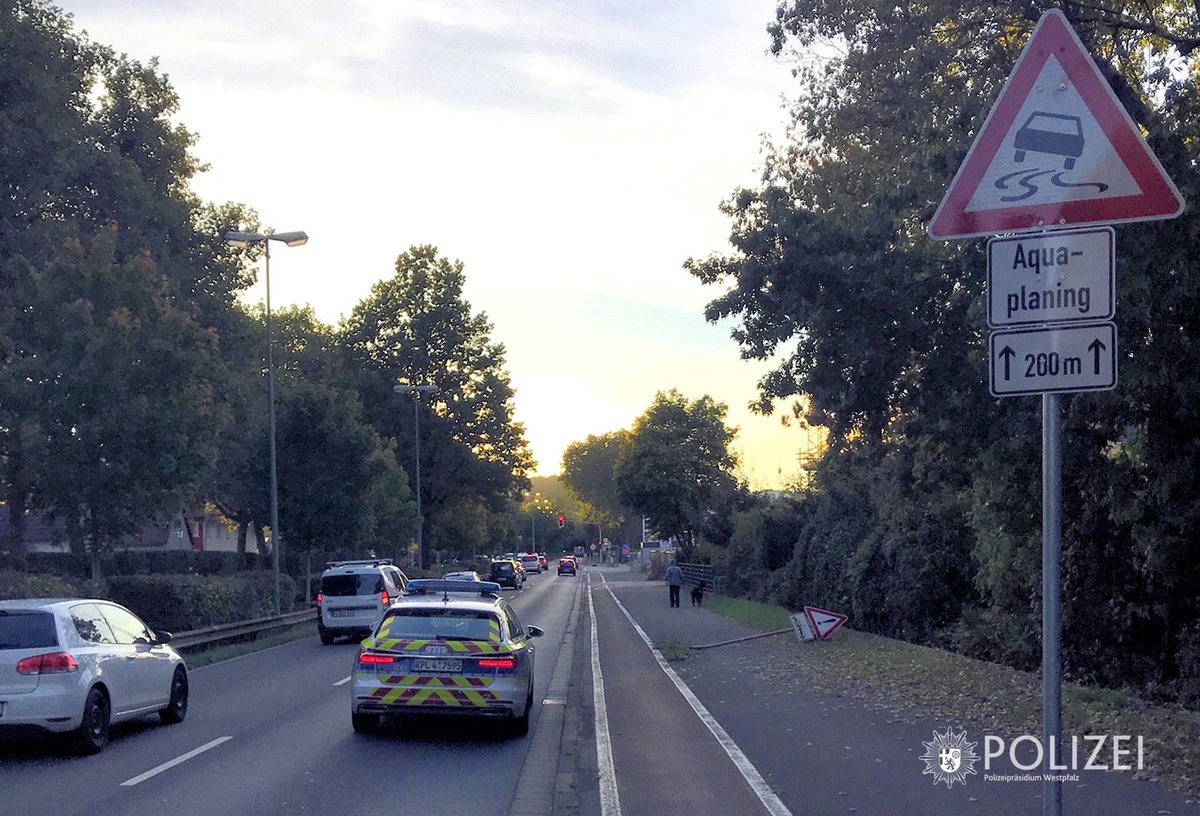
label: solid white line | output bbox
[588,578,623,816]
[599,575,794,816]
[120,736,233,787]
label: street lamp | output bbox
[223,229,308,615]
[529,494,552,551]
[394,384,438,569]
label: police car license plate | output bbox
[413,658,462,673]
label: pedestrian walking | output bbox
[665,561,684,608]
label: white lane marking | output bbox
[588,578,623,816]
[120,736,233,787]
[334,675,351,686]
[599,574,794,816]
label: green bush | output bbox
[0,570,80,600]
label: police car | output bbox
[350,579,543,736]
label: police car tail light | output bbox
[477,657,516,669]
[17,651,79,675]
[380,589,391,606]
[358,651,397,666]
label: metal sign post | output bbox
[1043,393,1063,816]
[928,12,1182,815]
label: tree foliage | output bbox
[4,228,223,568]
[615,390,740,560]
[692,0,1200,697]
[339,245,533,565]
[561,431,629,527]
[0,4,533,585]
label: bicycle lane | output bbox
[586,572,790,816]
[601,571,1200,816]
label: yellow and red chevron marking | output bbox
[371,675,491,688]
[366,684,501,707]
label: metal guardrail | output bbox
[170,607,316,652]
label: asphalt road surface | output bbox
[4,564,1198,816]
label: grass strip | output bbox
[707,595,1200,798]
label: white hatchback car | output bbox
[0,598,188,754]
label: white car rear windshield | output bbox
[0,610,58,649]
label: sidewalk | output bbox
[585,564,1199,816]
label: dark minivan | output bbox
[488,559,523,590]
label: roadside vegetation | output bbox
[4,1,1200,789]
[707,595,1200,798]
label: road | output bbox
[0,569,575,816]
[4,564,1198,816]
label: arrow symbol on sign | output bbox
[1088,337,1107,375]
[998,346,1016,380]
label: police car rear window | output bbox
[384,608,495,641]
[322,574,384,596]
[0,610,59,649]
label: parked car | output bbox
[317,558,408,645]
[0,598,188,754]
[350,578,543,736]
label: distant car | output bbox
[538,553,548,571]
[317,559,409,645]
[557,557,577,576]
[0,598,189,754]
[519,553,542,574]
[488,559,523,590]
[443,570,482,582]
[350,579,543,736]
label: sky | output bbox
[55,0,823,489]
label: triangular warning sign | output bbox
[929,9,1184,240]
[803,606,848,640]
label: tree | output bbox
[0,2,251,570]
[614,390,740,561]
[561,431,629,528]
[339,245,533,565]
[273,382,415,571]
[5,228,223,574]
[688,0,1200,693]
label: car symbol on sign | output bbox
[1013,112,1085,169]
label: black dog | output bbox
[690,580,706,607]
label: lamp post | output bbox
[394,384,438,569]
[224,229,308,615]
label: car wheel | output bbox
[509,687,533,737]
[319,627,335,645]
[352,711,380,734]
[72,687,110,755]
[159,666,189,724]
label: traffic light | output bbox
[557,514,565,528]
